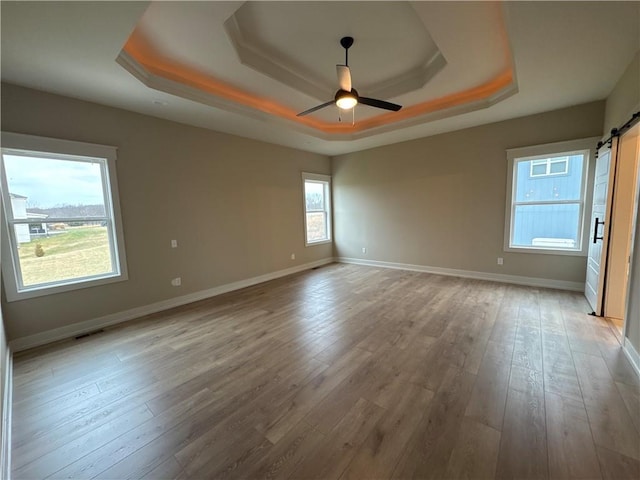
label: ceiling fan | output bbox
[297,36,403,117]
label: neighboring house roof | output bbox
[26,212,48,219]
[9,193,28,199]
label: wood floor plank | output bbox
[596,446,640,479]
[584,397,640,461]
[543,348,583,402]
[287,397,385,479]
[443,418,502,479]
[13,382,100,419]
[572,351,613,399]
[252,345,369,443]
[302,351,394,435]
[545,391,602,480]
[495,387,548,479]
[14,378,152,449]
[140,457,185,480]
[599,345,640,387]
[179,427,272,479]
[573,351,640,460]
[512,324,543,372]
[13,404,154,478]
[392,366,476,479]
[173,358,327,476]
[464,352,511,431]
[47,388,215,479]
[615,381,640,435]
[340,384,434,480]
[509,364,544,396]
[483,339,514,362]
[232,419,326,480]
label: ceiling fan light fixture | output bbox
[335,90,358,110]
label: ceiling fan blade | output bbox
[336,65,352,92]
[297,100,335,117]
[359,97,402,112]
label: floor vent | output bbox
[75,329,105,340]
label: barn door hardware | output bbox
[592,217,605,243]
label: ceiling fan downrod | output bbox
[340,36,354,67]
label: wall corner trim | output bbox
[1,347,12,480]
[9,258,335,353]
[622,337,640,379]
[336,257,585,292]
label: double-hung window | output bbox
[504,138,597,255]
[0,133,128,300]
[302,172,331,245]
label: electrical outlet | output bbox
[171,239,178,248]
[171,277,181,286]
[362,247,367,254]
[497,257,504,265]
[291,253,295,260]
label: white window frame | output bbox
[0,132,128,301]
[529,156,569,177]
[302,172,332,246]
[504,137,599,256]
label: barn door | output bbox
[585,139,618,314]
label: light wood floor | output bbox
[11,264,640,479]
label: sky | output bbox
[3,154,105,209]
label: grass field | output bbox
[306,212,327,241]
[18,226,112,286]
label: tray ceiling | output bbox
[118,1,516,140]
[1,1,639,155]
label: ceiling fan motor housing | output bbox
[335,88,358,102]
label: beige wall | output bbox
[603,50,640,135]
[1,83,332,341]
[332,101,605,284]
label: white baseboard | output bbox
[336,257,585,292]
[9,258,334,353]
[623,338,640,379]
[1,346,12,480]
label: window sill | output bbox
[4,272,128,302]
[503,245,587,257]
[305,239,332,247]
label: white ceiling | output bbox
[1,1,639,156]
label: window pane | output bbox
[512,203,580,248]
[16,223,113,286]
[516,154,584,202]
[531,163,547,176]
[3,154,106,218]
[549,159,568,174]
[305,181,325,211]
[306,212,327,242]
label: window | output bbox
[530,157,569,177]
[302,172,331,245]
[504,138,598,256]
[0,133,128,300]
